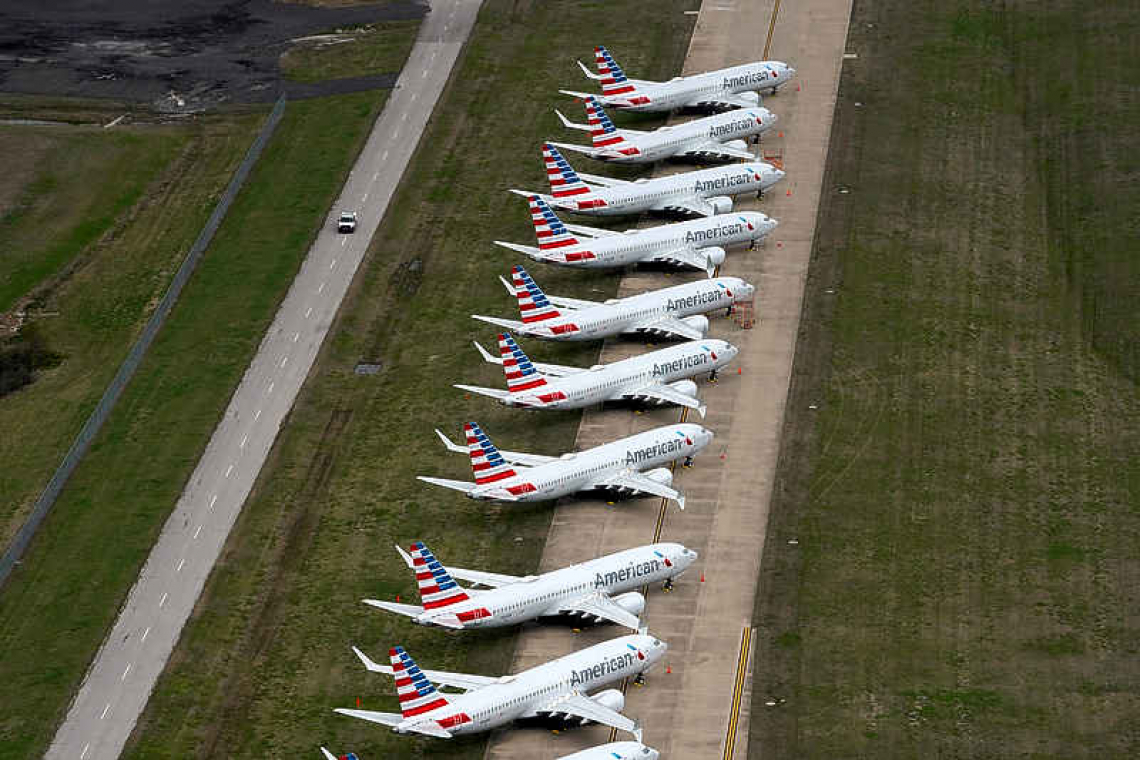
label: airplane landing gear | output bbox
[663,578,674,593]
[633,672,646,686]
[683,455,694,468]
[710,369,719,383]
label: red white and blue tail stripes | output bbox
[389,645,450,718]
[594,45,635,96]
[584,96,623,148]
[408,541,470,610]
[498,333,548,393]
[528,195,579,250]
[464,422,518,485]
[511,265,561,323]
[542,143,591,198]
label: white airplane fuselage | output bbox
[411,543,697,629]
[503,340,738,410]
[485,276,754,342]
[395,634,666,736]
[512,212,776,270]
[602,61,796,112]
[589,108,777,163]
[553,163,784,217]
[468,422,713,502]
[560,742,660,760]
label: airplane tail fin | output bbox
[406,541,471,610]
[497,333,549,393]
[542,143,594,199]
[389,645,452,718]
[510,265,562,323]
[528,195,581,250]
[595,45,637,96]
[584,96,627,148]
[464,422,519,485]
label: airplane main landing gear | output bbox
[710,369,719,383]
[663,578,674,593]
[683,455,694,469]
[633,672,646,686]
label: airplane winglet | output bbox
[319,748,337,760]
[632,721,644,743]
[434,428,466,454]
[576,59,604,80]
[697,403,708,419]
[498,274,515,296]
[351,645,386,673]
[473,339,499,365]
[676,493,686,511]
[554,108,590,131]
[394,543,415,568]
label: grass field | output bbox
[0,90,395,758]
[0,114,262,544]
[749,1,1140,757]
[280,19,420,82]
[122,1,698,757]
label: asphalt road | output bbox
[483,1,853,759]
[44,2,483,759]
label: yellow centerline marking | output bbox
[763,0,782,59]
[722,626,753,760]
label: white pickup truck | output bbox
[336,211,357,234]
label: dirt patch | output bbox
[0,0,425,109]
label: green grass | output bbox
[0,115,262,544]
[0,126,180,313]
[0,91,390,759]
[280,19,421,82]
[749,1,1140,758]
[122,0,698,756]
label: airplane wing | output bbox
[333,708,453,738]
[681,139,756,161]
[561,221,619,238]
[472,340,583,377]
[685,92,760,110]
[541,692,641,740]
[622,380,707,418]
[648,246,716,277]
[589,469,685,510]
[432,428,555,467]
[392,543,527,588]
[453,384,512,403]
[416,476,478,495]
[362,599,424,618]
[351,646,498,692]
[576,171,631,188]
[627,314,706,341]
[651,196,717,217]
[548,141,604,159]
[492,240,553,263]
[555,592,641,629]
[472,314,526,332]
[546,294,601,310]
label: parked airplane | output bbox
[552,95,777,163]
[458,332,737,417]
[514,143,783,217]
[334,633,666,738]
[561,742,660,760]
[496,195,775,276]
[473,265,755,342]
[563,44,795,112]
[418,420,713,510]
[366,540,697,630]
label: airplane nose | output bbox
[646,750,660,760]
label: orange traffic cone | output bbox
[796,83,801,92]
[395,594,400,602]
[666,665,672,674]
[700,573,706,583]
[777,131,784,138]
[737,367,742,375]
[786,188,792,197]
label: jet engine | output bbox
[701,246,727,269]
[707,195,734,214]
[737,90,760,104]
[681,314,710,336]
[722,139,749,154]
[590,689,626,716]
[667,379,699,400]
[612,591,646,618]
[643,467,674,487]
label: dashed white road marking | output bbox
[120,664,131,682]
[193,525,202,539]
[254,408,262,420]
[159,593,167,608]
[382,150,389,161]
[225,464,233,477]
[240,435,248,449]
[100,703,111,720]
[362,191,369,202]
[292,332,299,343]
[318,282,325,294]
[141,626,150,643]
[176,558,184,573]
[81,743,89,759]
[329,259,337,269]
[268,381,275,394]
[305,307,313,318]
[422,69,428,78]
[410,92,417,102]
[209,494,217,508]
[340,236,347,247]
[280,356,288,368]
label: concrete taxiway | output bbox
[45,2,483,758]
[484,0,852,758]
